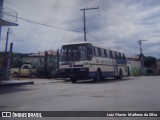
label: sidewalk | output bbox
[0,78,65,87]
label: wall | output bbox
[128,60,141,76]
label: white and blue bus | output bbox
[59,42,129,83]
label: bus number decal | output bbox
[69,62,75,67]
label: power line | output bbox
[3,10,104,43]
[4,1,83,31]
[86,33,101,42]
[86,33,107,45]
[3,12,83,33]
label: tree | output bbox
[144,56,157,67]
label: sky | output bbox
[0,0,160,58]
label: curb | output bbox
[0,81,34,87]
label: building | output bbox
[127,56,141,76]
[12,50,58,78]
[157,59,160,74]
[0,0,18,80]
[23,50,57,68]
[0,0,18,26]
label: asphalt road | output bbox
[0,76,160,120]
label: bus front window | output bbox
[60,44,92,62]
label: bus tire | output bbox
[94,69,101,82]
[71,78,77,83]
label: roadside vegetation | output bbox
[131,56,160,76]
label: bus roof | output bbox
[61,42,125,53]
[62,42,90,45]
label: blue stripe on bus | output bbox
[73,65,84,67]
[116,59,127,64]
[89,71,115,78]
[89,72,96,78]
[101,72,115,77]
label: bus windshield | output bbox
[60,44,92,62]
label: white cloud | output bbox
[0,0,159,58]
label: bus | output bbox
[59,42,129,83]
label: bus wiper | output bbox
[73,55,80,61]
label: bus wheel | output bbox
[94,69,101,82]
[71,78,77,83]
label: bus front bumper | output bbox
[59,68,89,79]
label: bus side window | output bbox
[95,47,99,57]
[98,48,101,57]
[114,52,116,58]
[92,46,95,56]
[101,49,104,57]
[119,53,122,59]
[109,50,113,58]
[107,50,110,58]
[112,51,115,58]
[104,49,107,58]
[115,52,118,59]
[123,53,126,59]
[92,46,96,56]
[88,46,93,60]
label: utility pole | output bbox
[57,49,59,71]
[80,7,99,42]
[138,40,147,67]
[44,51,48,78]
[5,28,10,53]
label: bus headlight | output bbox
[84,62,88,65]
[79,68,86,72]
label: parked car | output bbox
[11,64,37,78]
